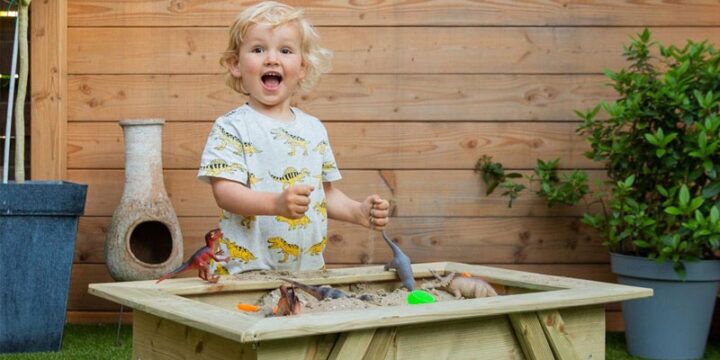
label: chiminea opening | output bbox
[128,221,173,265]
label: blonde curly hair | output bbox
[220,1,332,95]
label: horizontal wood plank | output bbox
[67,122,595,170]
[65,309,625,332]
[72,263,614,311]
[68,27,720,74]
[75,215,606,265]
[68,169,606,217]
[65,308,625,331]
[67,74,614,122]
[67,0,720,27]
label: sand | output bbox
[231,270,474,317]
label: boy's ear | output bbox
[228,57,242,78]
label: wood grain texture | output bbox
[64,309,624,332]
[509,312,555,360]
[67,0,720,27]
[68,169,606,218]
[30,0,67,180]
[537,310,581,360]
[133,310,252,360]
[86,263,648,342]
[67,121,596,170]
[67,74,614,121]
[68,27,720,75]
[72,263,616,311]
[74,215,606,266]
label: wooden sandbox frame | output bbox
[89,262,651,359]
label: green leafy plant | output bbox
[473,155,525,207]
[478,29,720,274]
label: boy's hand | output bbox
[276,185,314,219]
[361,195,390,230]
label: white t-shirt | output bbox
[198,104,341,273]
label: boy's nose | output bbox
[264,53,279,66]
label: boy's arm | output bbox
[211,178,313,219]
[323,182,389,229]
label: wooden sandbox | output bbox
[89,262,651,359]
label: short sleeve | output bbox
[197,120,249,185]
[321,136,342,182]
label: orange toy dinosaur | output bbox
[156,228,227,283]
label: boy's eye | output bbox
[251,47,264,53]
[281,48,293,54]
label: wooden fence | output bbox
[30,0,720,327]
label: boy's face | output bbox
[231,22,307,113]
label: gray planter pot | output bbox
[611,252,720,360]
[0,181,87,354]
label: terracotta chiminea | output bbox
[106,119,183,281]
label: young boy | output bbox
[198,1,390,274]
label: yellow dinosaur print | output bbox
[314,140,328,155]
[276,215,311,230]
[219,209,230,221]
[200,159,245,177]
[267,237,299,263]
[241,142,260,156]
[314,200,327,220]
[248,172,262,186]
[215,263,229,275]
[322,161,337,173]
[270,167,311,188]
[271,128,309,156]
[213,126,261,156]
[220,236,257,264]
[306,237,327,256]
[239,215,256,229]
[214,126,246,156]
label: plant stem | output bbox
[13,0,30,183]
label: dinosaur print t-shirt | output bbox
[197,104,341,274]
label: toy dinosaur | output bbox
[381,231,416,291]
[427,269,498,299]
[279,278,347,300]
[274,285,301,316]
[156,228,227,283]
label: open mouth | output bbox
[261,71,283,90]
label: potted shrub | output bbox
[477,29,720,360]
[0,0,87,353]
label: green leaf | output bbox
[690,197,705,211]
[702,182,720,198]
[665,206,683,215]
[624,175,636,187]
[712,207,720,223]
[679,185,690,207]
[633,240,651,248]
[657,185,669,197]
[644,133,658,145]
[656,149,666,157]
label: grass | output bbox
[1,326,719,359]
[0,325,132,360]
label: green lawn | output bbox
[1,326,719,359]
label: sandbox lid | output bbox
[89,262,651,343]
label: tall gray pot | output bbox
[611,252,720,360]
[106,119,183,281]
[0,181,87,354]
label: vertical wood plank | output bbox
[133,310,252,360]
[509,312,555,360]
[363,327,397,360]
[328,328,376,360]
[30,0,66,180]
[537,310,580,360]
